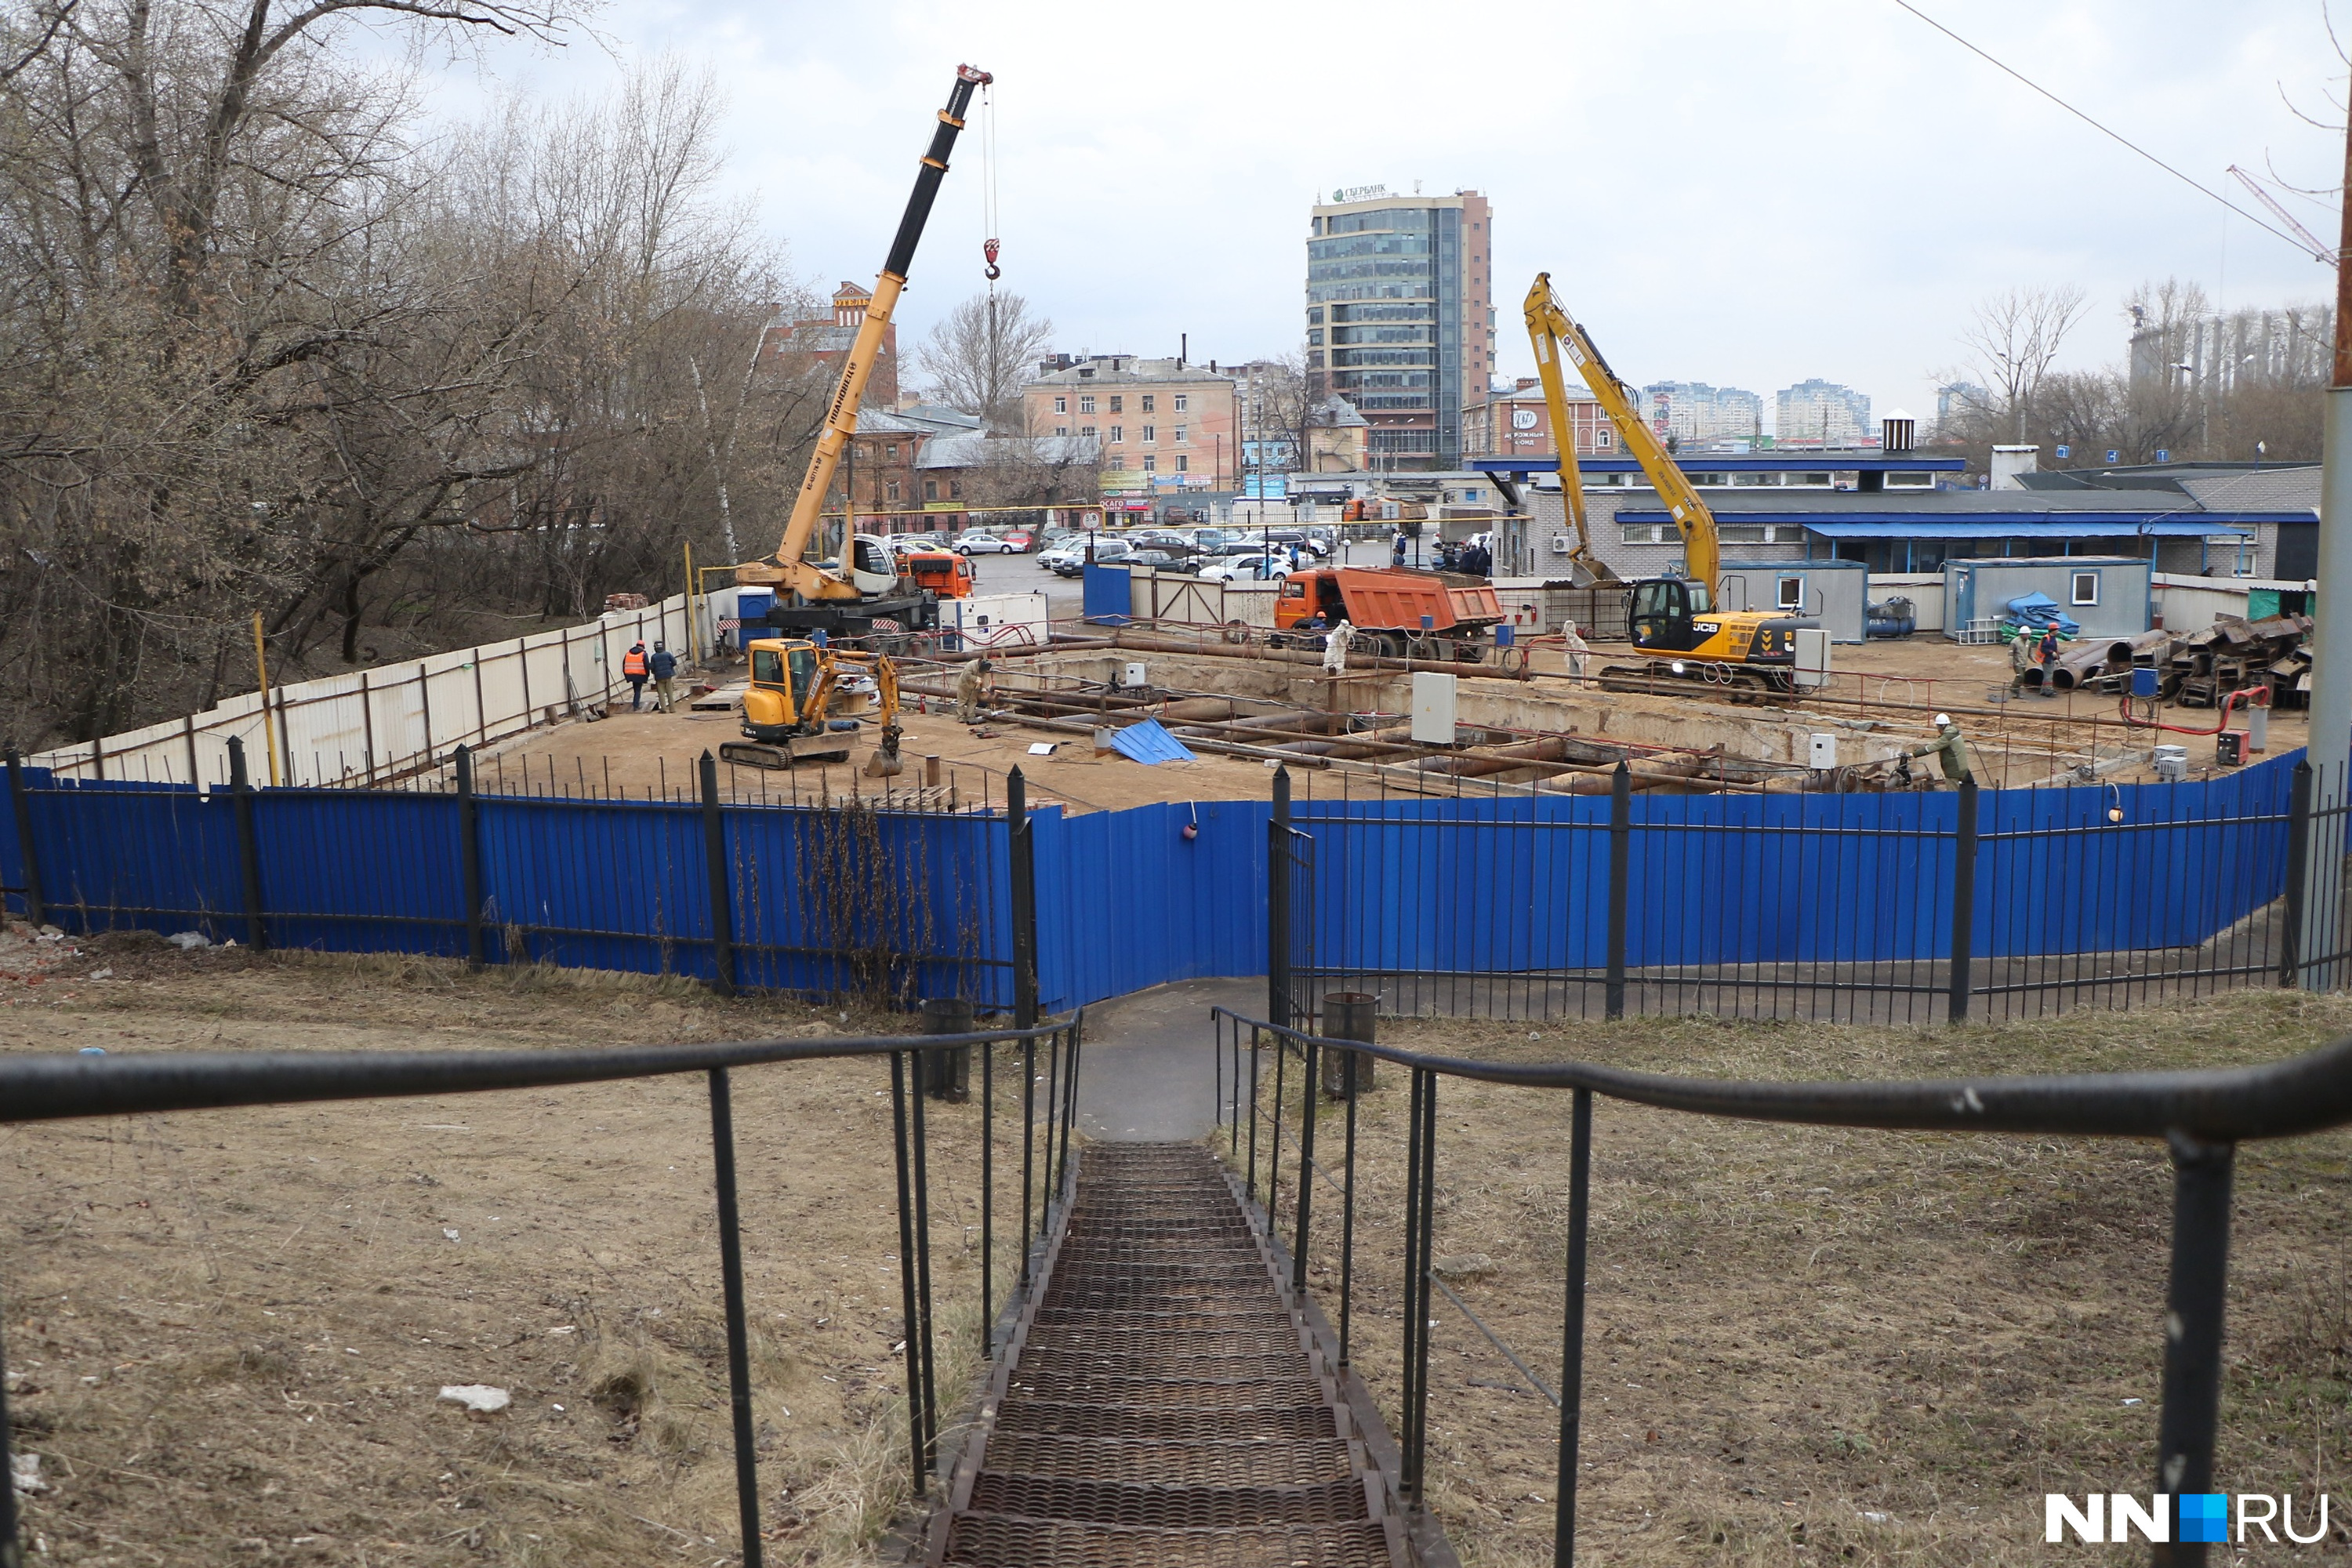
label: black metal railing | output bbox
[1212,1003,2352,1568]
[0,1014,1083,1567]
[1282,757,2352,1026]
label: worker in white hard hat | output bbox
[1902,713,1976,789]
[1560,619,1592,681]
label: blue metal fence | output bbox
[0,748,2316,1022]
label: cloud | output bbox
[412,0,2345,426]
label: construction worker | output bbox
[1322,619,1352,677]
[648,642,679,713]
[1904,713,1976,789]
[1560,619,1592,680]
[2009,628,2040,690]
[2037,626,2062,669]
[622,641,650,710]
[956,657,993,724]
[1391,532,1407,568]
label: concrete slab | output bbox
[1076,976,1265,1142]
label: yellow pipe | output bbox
[250,611,280,786]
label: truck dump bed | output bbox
[1328,568,1502,631]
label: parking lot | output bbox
[942,522,1403,617]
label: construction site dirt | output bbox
[458,631,2310,811]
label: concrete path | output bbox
[1076,977,1264,1142]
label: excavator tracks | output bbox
[926,1143,1408,1568]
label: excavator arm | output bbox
[1521,282,1619,586]
[1523,273,1720,593]
[738,65,993,602]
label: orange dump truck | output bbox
[1272,567,1503,659]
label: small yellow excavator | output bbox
[721,639,905,775]
[1526,273,1811,699]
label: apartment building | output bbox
[1021,356,1238,492]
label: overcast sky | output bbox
[427,0,2347,432]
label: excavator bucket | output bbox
[862,722,906,779]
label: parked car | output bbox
[999,529,1036,553]
[1129,529,1192,553]
[1042,537,1131,576]
[1199,554,1291,583]
[1126,547,1202,573]
[1258,528,1330,559]
[1191,528,1236,554]
[954,529,1017,555]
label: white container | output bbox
[2153,744,2189,782]
[1809,733,1838,770]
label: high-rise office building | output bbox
[1305,188,1494,467]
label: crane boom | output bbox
[738,64,993,601]
[1523,273,1720,593]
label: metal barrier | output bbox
[1284,755,2350,1025]
[1213,1004,2352,1566]
[0,1014,1084,1566]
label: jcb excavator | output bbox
[1525,274,1811,699]
[721,639,906,775]
[731,64,992,642]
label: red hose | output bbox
[2118,686,2260,737]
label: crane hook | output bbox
[983,237,1001,281]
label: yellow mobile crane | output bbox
[1525,273,1809,699]
[731,64,993,640]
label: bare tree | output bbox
[914,290,1053,429]
[0,5,804,750]
[1958,285,2092,442]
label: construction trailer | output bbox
[1944,557,2151,641]
[1716,559,1867,643]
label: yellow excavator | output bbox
[1526,273,1810,699]
[722,640,905,775]
[732,64,993,641]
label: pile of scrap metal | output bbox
[2015,615,2310,706]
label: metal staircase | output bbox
[926,1142,1408,1566]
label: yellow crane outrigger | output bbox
[1525,273,1809,699]
[733,65,992,630]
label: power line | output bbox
[1893,0,2319,261]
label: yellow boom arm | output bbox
[1521,285,1617,586]
[739,65,992,601]
[1523,273,1719,593]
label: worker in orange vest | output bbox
[622,641,650,710]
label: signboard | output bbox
[1512,408,1541,430]
[2155,448,2171,463]
[1333,183,1390,202]
[2055,444,2071,459]
[2105,449,2121,463]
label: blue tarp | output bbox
[2005,590,2081,637]
[1109,719,1196,765]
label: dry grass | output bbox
[0,940,1029,1566]
[1238,990,2352,1566]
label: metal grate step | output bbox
[928,1142,1406,1567]
[942,1513,1396,1568]
[981,1435,1357,1487]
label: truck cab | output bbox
[901,550,975,599]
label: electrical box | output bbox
[1809,733,1838,770]
[1123,662,1149,688]
[1794,627,1832,691]
[1410,671,1459,746]
[2130,666,2158,699]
